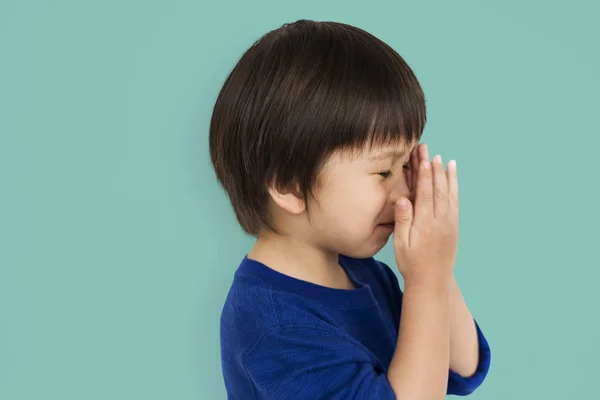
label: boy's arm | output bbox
[387,277,451,400]
[379,259,491,396]
[448,274,480,377]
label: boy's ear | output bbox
[267,182,305,215]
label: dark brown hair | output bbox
[209,19,426,236]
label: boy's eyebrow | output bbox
[369,149,409,161]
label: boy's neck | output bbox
[247,230,355,290]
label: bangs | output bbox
[282,21,426,159]
[329,24,426,152]
[253,21,428,192]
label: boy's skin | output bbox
[408,145,480,379]
[248,140,479,396]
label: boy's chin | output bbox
[339,239,388,259]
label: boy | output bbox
[210,19,491,399]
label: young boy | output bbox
[210,19,491,399]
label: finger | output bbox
[410,145,419,194]
[447,159,459,219]
[414,158,434,224]
[408,146,418,200]
[432,154,449,218]
[394,197,414,248]
[405,150,412,194]
[419,143,430,164]
[413,143,429,204]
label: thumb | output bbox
[394,197,413,244]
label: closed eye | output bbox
[379,164,410,179]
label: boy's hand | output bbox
[393,144,458,286]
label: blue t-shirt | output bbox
[220,254,491,399]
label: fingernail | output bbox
[398,199,407,209]
[449,160,456,170]
[423,160,430,169]
[433,154,442,164]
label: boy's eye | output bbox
[378,170,393,179]
[378,164,409,179]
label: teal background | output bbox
[2,0,598,398]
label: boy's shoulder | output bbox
[219,255,404,368]
[220,256,334,336]
[220,255,400,335]
[219,263,278,334]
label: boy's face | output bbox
[307,140,417,258]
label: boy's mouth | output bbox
[378,222,395,229]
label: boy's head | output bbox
[210,19,426,258]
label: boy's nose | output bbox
[389,179,411,204]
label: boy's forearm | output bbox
[448,274,480,377]
[387,277,451,400]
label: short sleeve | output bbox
[447,319,492,396]
[242,326,396,400]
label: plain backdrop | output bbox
[2,0,599,399]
